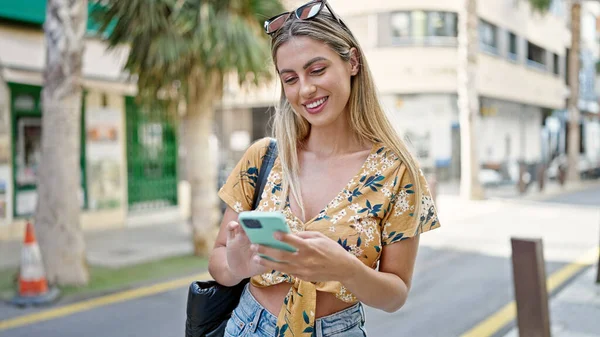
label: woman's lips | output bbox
[304,97,329,114]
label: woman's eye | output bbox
[283,77,297,84]
[311,68,325,75]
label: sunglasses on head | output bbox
[264,0,347,35]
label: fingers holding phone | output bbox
[238,212,297,262]
[226,221,243,240]
[225,220,268,278]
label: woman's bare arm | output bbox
[207,207,245,286]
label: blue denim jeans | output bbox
[224,284,368,337]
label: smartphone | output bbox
[238,211,297,262]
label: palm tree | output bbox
[457,0,484,200]
[566,1,582,183]
[35,0,89,285]
[94,0,284,256]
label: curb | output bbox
[9,287,60,307]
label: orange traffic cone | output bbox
[11,222,60,307]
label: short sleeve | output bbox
[381,164,440,246]
[218,137,272,213]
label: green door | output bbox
[125,97,178,210]
[9,82,88,217]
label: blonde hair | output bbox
[270,12,423,224]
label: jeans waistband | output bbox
[315,301,364,336]
[236,284,365,337]
[236,284,278,335]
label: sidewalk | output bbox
[0,220,193,270]
[438,177,600,200]
[501,267,600,337]
[434,180,600,337]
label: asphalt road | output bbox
[544,183,600,206]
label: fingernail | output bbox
[250,244,257,251]
[273,232,282,240]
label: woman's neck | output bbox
[303,116,367,156]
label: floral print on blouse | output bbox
[218,137,440,337]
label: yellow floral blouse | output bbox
[218,137,441,337]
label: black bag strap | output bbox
[252,138,278,210]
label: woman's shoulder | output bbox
[370,141,404,169]
[217,137,276,212]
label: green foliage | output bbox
[527,0,552,13]
[0,267,18,300]
[92,0,284,106]
[59,254,208,297]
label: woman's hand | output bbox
[251,231,358,283]
[226,221,269,279]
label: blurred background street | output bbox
[1,0,600,336]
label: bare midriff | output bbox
[249,283,355,318]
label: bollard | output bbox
[510,238,551,337]
[557,165,566,186]
[596,249,600,284]
[537,164,546,192]
[596,229,600,284]
[517,162,528,194]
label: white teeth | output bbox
[306,97,327,109]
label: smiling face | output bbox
[275,36,359,129]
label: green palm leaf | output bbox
[92,0,284,105]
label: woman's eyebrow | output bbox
[279,57,329,74]
[302,57,328,69]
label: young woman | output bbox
[209,1,440,336]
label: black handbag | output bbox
[185,139,278,337]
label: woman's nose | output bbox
[300,80,316,98]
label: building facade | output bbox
[328,0,572,183]
[218,0,577,185]
[0,1,185,240]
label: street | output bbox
[0,187,599,337]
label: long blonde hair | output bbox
[270,12,423,224]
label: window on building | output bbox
[427,11,458,37]
[390,11,457,46]
[553,53,560,75]
[508,31,518,61]
[479,20,498,54]
[564,122,585,154]
[17,118,42,187]
[391,12,411,40]
[527,41,547,70]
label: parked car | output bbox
[547,154,600,180]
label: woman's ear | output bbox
[349,47,360,76]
